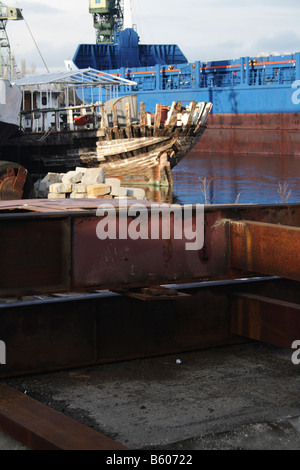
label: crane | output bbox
[0,1,23,79]
[89,0,124,44]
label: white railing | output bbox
[20,103,103,133]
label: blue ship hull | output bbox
[73,28,300,155]
[80,81,299,115]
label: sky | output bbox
[5,0,300,75]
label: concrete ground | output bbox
[1,341,300,450]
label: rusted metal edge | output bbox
[0,383,128,450]
[230,219,300,281]
[2,202,300,296]
[113,286,191,301]
[0,199,299,215]
[231,292,300,349]
[0,276,280,309]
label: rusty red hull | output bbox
[197,113,300,156]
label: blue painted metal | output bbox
[73,27,300,114]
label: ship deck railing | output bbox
[20,103,103,134]
[120,59,298,92]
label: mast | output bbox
[123,0,132,29]
[0,2,23,79]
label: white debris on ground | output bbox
[34,168,146,200]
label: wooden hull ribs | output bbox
[3,98,212,187]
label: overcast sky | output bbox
[6,0,300,75]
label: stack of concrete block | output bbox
[34,168,146,200]
[34,172,63,198]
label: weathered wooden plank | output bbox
[154,103,162,136]
[96,136,171,158]
[100,104,108,130]
[191,102,206,130]
[0,384,128,450]
[140,101,146,136]
[197,102,213,128]
[183,101,197,130]
[164,101,182,134]
[125,102,132,138]
[112,104,119,139]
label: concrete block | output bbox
[70,192,88,199]
[105,177,121,196]
[48,193,66,199]
[86,194,113,199]
[39,181,49,192]
[81,168,106,185]
[71,183,87,193]
[49,182,72,194]
[111,187,128,197]
[62,171,85,184]
[41,172,62,184]
[86,184,111,196]
[34,179,51,198]
[61,171,77,183]
[76,167,88,174]
[38,181,50,198]
[126,187,146,200]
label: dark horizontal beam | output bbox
[0,283,240,378]
[1,277,296,378]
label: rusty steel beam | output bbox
[0,284,240,378]
[0,383,128,450]
[0,277,294,378]
[230,219,300,281]
[0,204,229,296]
[231,293,300,349]
[1,202,300,295]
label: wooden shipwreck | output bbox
[1,69,212,187]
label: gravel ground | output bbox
[2,341,300,450]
